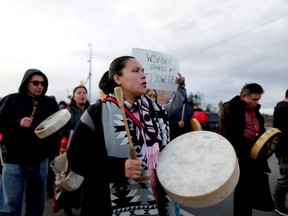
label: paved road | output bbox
[43,196,80,216]
[42,154,281,216]
[43,153,281,216]
[179,153,281,216]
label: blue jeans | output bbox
[175,202,180,216]
[0,159,48,216]
[0,180,3,211]
[273,157,288,207]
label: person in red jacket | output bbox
[192,104,210,131]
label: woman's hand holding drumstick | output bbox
[125,159,143,180]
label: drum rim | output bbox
[190,118,202,131]
[34,109,71,138]
[250,128,282,160]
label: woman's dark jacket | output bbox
[61,106,85,138]
[67,98,170,215]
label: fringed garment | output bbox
[102,95,173,216]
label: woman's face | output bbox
[114,58,147,102]
[73,87,88,107]
[146,89,157,102]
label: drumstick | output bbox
[31,101,38,118]
[181,103,186,122]
[114,87,137,159]
[114,87,150,184]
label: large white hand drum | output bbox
[157,131,239,208]
[35,109,71,139]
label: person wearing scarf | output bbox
[67,56,175,216]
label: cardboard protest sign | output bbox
[132,48,179,91]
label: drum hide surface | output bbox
[156,131,239,208]
[35,109,71,139]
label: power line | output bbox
[183,11,288,56]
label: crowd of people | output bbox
[0,57,287,216]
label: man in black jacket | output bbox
[217,83,274,216]
[273,89,288,216]
[0,69,60,216]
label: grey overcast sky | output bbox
[1,0,288,115]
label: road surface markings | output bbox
[180,208,195,216]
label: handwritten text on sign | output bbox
[132,48,179,91]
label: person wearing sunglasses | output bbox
[0,69,60,216]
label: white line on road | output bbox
[180,208,195,216]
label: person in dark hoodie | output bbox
[272,89,288,216]
[0,69,60,216]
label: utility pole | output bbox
[85,43,92,102]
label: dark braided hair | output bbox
[99,56,136,95]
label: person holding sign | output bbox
[146,73,186,117]
[67,56,176,215]
[146,73,188,216]
[146,73,191,139]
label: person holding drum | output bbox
[272,89,288,216]
[67,56,176,215]
[0,69,60,216]
[168,98,194,141]
[192,104,210,131]
[217,83,274,216]
[52,85,90,216]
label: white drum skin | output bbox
[35,109,71,139]
[156,131,239,208]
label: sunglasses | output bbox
[29,81,45,86]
